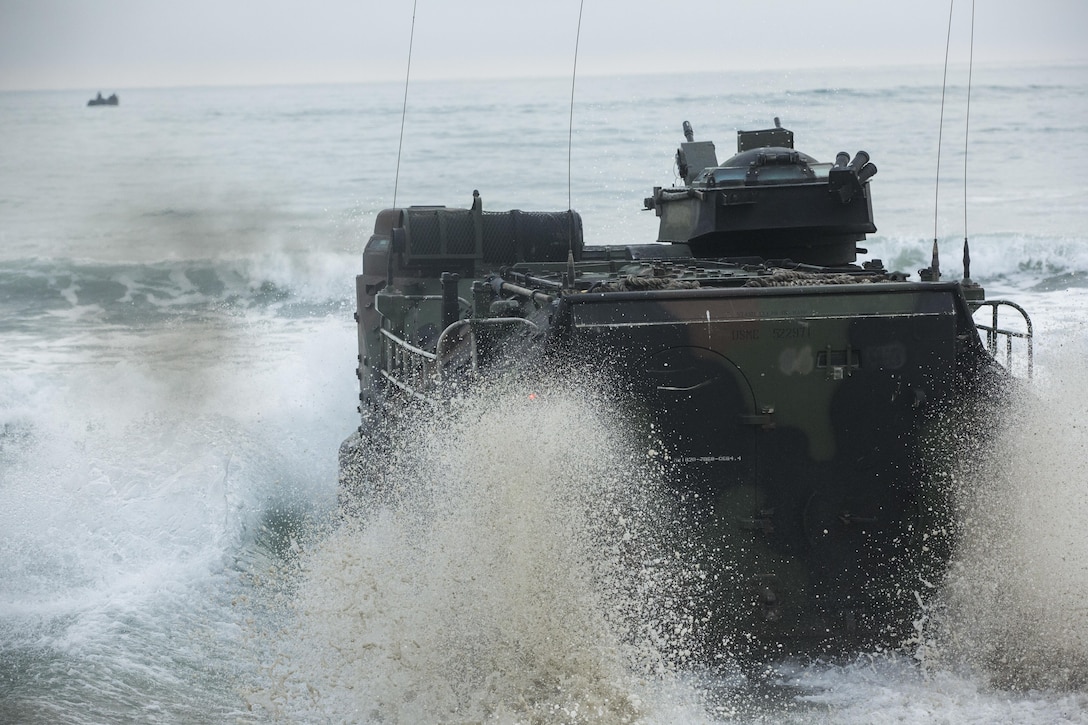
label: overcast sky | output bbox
[1,0,1085,91]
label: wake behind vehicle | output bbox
[339,119,1032,659]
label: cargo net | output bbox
[743,268,886,287]
[484,210,582,264]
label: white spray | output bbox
[928,341,1088,689]
[255,371,708,722]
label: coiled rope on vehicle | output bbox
[743,269,884,287]
[595,275,702,292]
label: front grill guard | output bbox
[378,317,540,400]
[972,299,1033,378]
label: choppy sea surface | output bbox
[1,64,1087,723]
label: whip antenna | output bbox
[565,0,586,289]
[929,0,956,281]
[392,0,419,209]
[568,0,585,217]
[962,0,976,281]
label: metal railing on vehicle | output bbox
[378,317,541,399]
[972,299,1033,378]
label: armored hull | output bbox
[340,121,1031,658]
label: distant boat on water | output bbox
[87,92,119,107]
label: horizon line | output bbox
[2,58,1085,94]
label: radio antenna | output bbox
[568,0,585,216]
[392,0,419,209]
[962,0,976,282]
[565,0,585,288]
[931,0,956,281]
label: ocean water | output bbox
[1,63,1088,723]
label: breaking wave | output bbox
[867,232,1088,293]
[0,254,356,335]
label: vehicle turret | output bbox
[646,119,877,266]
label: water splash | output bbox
[0,309,352,723]
[254,371,715,722]
[927,339,1088,690]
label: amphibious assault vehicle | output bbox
[339,120,1032,658]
